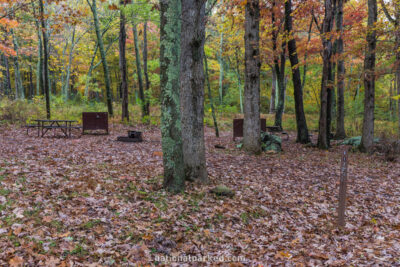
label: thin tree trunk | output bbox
[63,26,76,101]
[4,55,11,96]
[243,0,261,154]
[335,0,346,139]
[272,0,287,130]
[36,28,43,96]
[32,0,43,97]
[160,0,185,192]
[389,79,394,118]
[204,53,219,137]
[180,0,208,182]
[89,0,113,116]
[119,7,129,121]
[84,37,118,97]
[60,30,70,97]
[39,0,50,118]
[270,67,277,114]
[317,0,335,149]
[285,0,310,144]
[218,31,224,105]
[302,16,313,90]
[85,43,98,97]
[84,22,114,97]
[235,49,244,113]
[29,63,34,98]
[143,21,150,115]
[1,54,11,96]
[11,29,24,99]
[132,23,147,117]
[360,0,377,152]
[398,70,400,138]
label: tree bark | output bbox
[39,0,50,119]
[317,0,335,149]
[119,7,129,121]
[143,21,150,115]
[360,0,377,152]
[284,0,310,144]
[180,0,208,182]
[243,0,261,154]
[335,0,346,139]
[132,23,148,117]
[204,53,219,137]
[89,0,113,116]
[160,0,185,192]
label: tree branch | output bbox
[380,0,395,24]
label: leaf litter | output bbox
[0,124,399,266]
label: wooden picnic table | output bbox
[29,119,79,138]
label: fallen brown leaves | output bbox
[0,124,399,265]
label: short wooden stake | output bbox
[338,149,349,228]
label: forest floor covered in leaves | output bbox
[0,123,399,266]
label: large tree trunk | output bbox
[360,0,377,152]
[160,0,185,192]
[119,8,129,121]
[243,0,261,154]
[39,0,50,119]
[317,0,335,149]
[285,0,310,144]
[204,53,219,137]
[132,23,148,117]
[180,0,208,182]
[143,21,150,115]
[90,0,113,116]
[335,0,346,139]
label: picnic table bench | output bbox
[25,119,80,138]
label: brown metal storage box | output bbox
[82,112,109,134]
[233,118,266,140]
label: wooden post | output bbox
[338,149,349,228]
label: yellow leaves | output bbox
[9,256,24,267]
[12,227,22,236]
[108,4,118,10]
[203,229,211,238]
[153,151,163,157]
[42,216,53,223]
[142,233,153,241]
[58,231,70,238]
[275,250,292,260]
